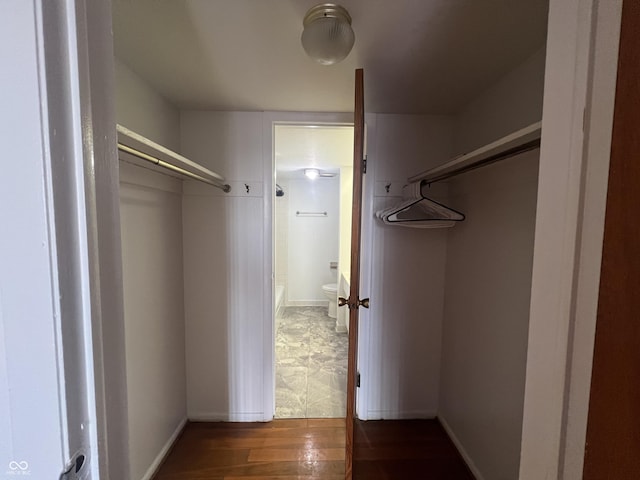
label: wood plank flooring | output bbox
[152,418,475,480]
[354,419,476,479]
[152,419,346,480]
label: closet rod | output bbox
[409,122,541,185]
[117,143,230,192]
[118,143,231,192]
[417,139,540,184]
[116,125,231,192]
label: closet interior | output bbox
[111,2,548,479]
[354,49,544,480]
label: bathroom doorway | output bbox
[274,124,354,418]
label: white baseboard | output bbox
[286,300,327,307]
[140,417,187,480]
[188,412,268,422]
[364,410,437,420]
[438,415,485,480]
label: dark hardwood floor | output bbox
[152,418,474,480]
[354,419,476,479]
[152,419,346,480]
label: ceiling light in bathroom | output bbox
[304,168,320,179]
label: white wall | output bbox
[362,114,454,419]
[0,3,67,476]
[339,166,353,285]
[115,65,187,480]
[181,111,267,421]
[119,166,187,480]
[337,166,354,332]
[286,176,340,304]
[275,178,289,292]
[439,154,539,480]
[114,58,181,152]
[453,48,546,155]
[437,47,545,480]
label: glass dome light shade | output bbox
[301,4,355,66]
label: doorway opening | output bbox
[273,124,354,418]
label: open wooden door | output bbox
[343,68,366,480]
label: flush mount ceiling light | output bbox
[304,168,337,179]
[305,168,320,179]
[301,3,355,66]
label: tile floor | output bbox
[275,306,349,418]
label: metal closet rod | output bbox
[421,139,541,185]
[117,142,231,193]
[408,121,542,185]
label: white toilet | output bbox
[321,283,338,319]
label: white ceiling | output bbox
[112,0,548,114]
[275,125,354,177]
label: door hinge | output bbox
[363,155,367,174]
[357,372,361,388]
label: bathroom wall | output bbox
[337,166,354,332]
[339,166,353,285]
[438,47,545,480]
[274,178,289,295]
[286,175,340,305]
[115,59,187,480]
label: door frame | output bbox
[264,118,353,418]
[558,1,624,477]
[520,0,623,478]
[1,3,75,478]
[70,1,131,478]
[1,0,128,479]
[262,112,357,420]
